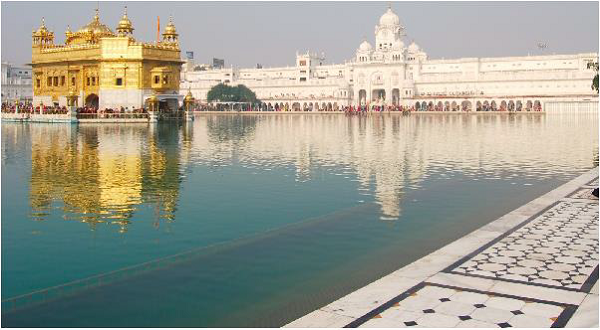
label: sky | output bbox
[1,1,598,68]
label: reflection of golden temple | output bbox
[32,8,183,110]
[28,125,186,232]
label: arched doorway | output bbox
[526,100,533,111]
[500,100,507,111]
[461,100,472,112]
[516,101,523,111]
[392,89,400,106]
[85,94,99,109]
[508,101,515,111]
[358,90,367,105]
[372,90,386,103]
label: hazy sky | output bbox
[2,1,598,68]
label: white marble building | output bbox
[181,6,598,111]
[1,61,33,103]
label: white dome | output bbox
[408,41,420,52]
[359,40,373,52]
[379,7,400,27]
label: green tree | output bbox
[206,83,260,103]
[588,61,599,92]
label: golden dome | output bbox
[35,17,49,35]
[77,9,115,37]
[148,94,159,103]
[163,16,178,37]
[184,89,194,102]
[116,6,134,34]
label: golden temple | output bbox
[31,7,184,111]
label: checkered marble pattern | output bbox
[569,188,599,200]
[451,201,598,291]
[358,284,570,328]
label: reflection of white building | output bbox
[189,112,598,220]
[1,61,33,103]
[181,6,598,111]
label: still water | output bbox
[1,113,598,326]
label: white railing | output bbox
[544,101,599,114]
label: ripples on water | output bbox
[1,113,598,326]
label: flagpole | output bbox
[157,16,160,43]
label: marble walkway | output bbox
[286,168,598,328]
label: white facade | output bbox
[1,61,33,103]
[181,6,598,111]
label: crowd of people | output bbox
[77,107,149,117]
[194,103,543,113]
[1,103,69,114]
[1,102,152,117]
[2,101,543,116]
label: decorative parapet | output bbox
[140,42,179,51]
[39,43,100,53]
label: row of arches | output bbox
[413,100,543,112]
[265,102,341,111]
[357,89,402,106]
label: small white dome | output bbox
[359,40,373,52]
[408,41,420,52]
[379,7,400,27]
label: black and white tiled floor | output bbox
[568,188,599,200]
[338,174,599,328]
[447,200,598,291]
[355,283,576,328]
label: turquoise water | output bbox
[1,113,598,326]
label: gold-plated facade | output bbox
[31,8,184,110]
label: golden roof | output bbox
[163,16,178,37]
[76,9,115,37]
[116,6,134,33]
[33,17,51,36]
[184,89,194,102]
[148,94,159,103]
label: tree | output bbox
[588,61,599,92]
[206,83,260,103]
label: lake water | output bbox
[1,113,598,327]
